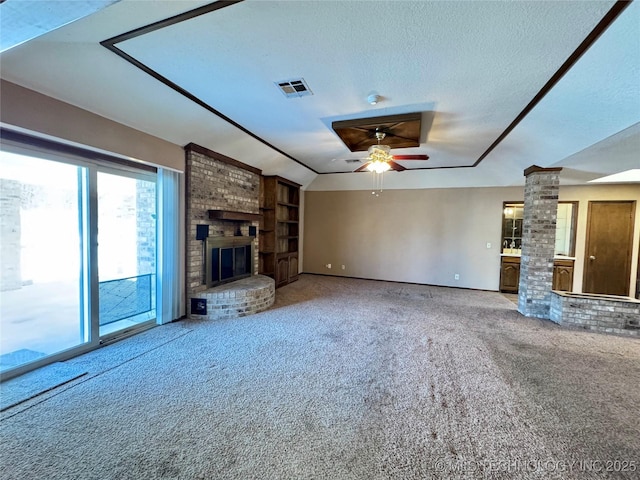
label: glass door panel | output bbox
[0,152,88,373]
[97,172,156,336]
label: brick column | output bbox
[518,166,562,319]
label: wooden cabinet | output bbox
[499,256,521,293]
[552,259,574,292]
[499,257,574,293]
[275,253,298,287]
[259,176,300,288]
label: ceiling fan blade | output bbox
[352,136,376,151]
[384,131,421,143]
[353,162,371,172]
[392,154,429,161]
[387,160,407,171]
[351,126,376,134]
[381,121,404,132]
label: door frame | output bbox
[0,130,159,381]
[582,200,636,296]
[637,239,640,299]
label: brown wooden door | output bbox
[583,201,636,295]
[637,241,640,299]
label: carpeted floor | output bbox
[0,361,87,411]
[1,274,638,479]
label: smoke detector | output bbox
[367,94,381,105]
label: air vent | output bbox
[344,159,362,164]
[275,78,313,98]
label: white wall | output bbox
[304,184,640,295]
[304,187,521,290]
[1,80,185,171]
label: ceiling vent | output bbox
[344,159,362,164]
[275,78,313,98]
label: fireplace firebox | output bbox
[205,236,255,288]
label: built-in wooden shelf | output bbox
[208,210,262,222]
[259,175,300,288]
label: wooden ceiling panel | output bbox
[332,112,422,152]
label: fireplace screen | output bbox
[206,236,254,288]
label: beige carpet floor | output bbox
[1,274,638,479]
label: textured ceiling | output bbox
[0,0,638,190]
[0,0,120,52]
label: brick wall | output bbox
[189,275,275,321]
[185,144,261,299]
[550,292,640,337]
[136,179,156,276]
[518,167,561,319]
[0,179,21,291]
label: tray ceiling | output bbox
[0,0,638,189]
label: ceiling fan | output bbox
[331,112,429,172]
[352,130,429,173]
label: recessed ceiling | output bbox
[332,112,422,152]
[0,0,638,190]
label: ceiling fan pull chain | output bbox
[371,171,383,196]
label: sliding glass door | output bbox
[97,171,156,336]
[0,141,159,379]
[0,152,89,373]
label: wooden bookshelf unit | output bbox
[259,176,300,288]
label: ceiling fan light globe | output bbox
[366,161,391,173]
[367,144,393,166]
[368,144,391,155]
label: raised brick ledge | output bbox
[189,275,275,321]
[550,291,640,337]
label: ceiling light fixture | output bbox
[367,94,381,105]
[367,131,393,195]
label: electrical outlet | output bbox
[454,274,460,280]
[486,242,492,249]
[341,265,345,270]
[326,263,332,269]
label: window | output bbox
[501,201,577,256]
[0,130,160,378]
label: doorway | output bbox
[583,201,636,296]
[97,171,156,337]
[0,140,159,379]
[0,153,90,373]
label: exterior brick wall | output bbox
[518,167,561,319]
[136,179,156,276]
[550,291,640,337]
[185,144,261,316]
[0,179,21,291]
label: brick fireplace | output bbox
[185,144,274,319]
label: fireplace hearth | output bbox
[205,236,255,288]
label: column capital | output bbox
[523,165,563,177]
